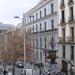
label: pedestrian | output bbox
[3,69,7,75]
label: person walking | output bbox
[3,69,7,75]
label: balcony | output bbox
[60,19,65,25]
[68,0,74,6]
[60,2,65,9]
[59,37,65,43]
[59,36,75,44]
[68,17,74,23]
[59,37,75,44]
[66,37,74,43]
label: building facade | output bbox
[58,0,75,74]
[23,0,59,74]
[0,23,14,33]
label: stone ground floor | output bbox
[57,44,75,75]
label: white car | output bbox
[23,69,33,75]
[8,72,12,75]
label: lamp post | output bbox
[23,26,26,69]
[14,16,26,72]
[21,15,26,72]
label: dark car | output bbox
[16,61,24,68]
[41,71,51,75]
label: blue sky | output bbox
[0,0,39,26]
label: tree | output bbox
[0,28,34,74]
[25,31,34,64]
[0,29,24,75]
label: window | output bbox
[36,13,38,20]
[29,16,31,23]
[40,23,42,31]
[61,0,64,4]
[24,19,26,24]
[68,0,73,4]
[25,19,26,24]
[27,18,29,24]
[36,24,38,32]
[62,45,65,59]
[61,10,65,23]
[44,22,46,30]
[70,46,74,60]
[62,28,65,41]
[33,38,34,47]
[51,19,54,29]
[25,28,26,32]
[40,51,42,60]
[45,38,46,49]
[29,27,31,32]
[40,38,42,48]
[51,3,54,13]
[40,11,42,18]
[33,26,34,32]
[44,8,46,17]
[33,16,34,22]
[69,7,73,21]
[30,38,31,46]
[36,38,38,47]
[36,51,38,59]
[70,27,74,41]
[60,0,64,7]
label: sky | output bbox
[0,0,39,26]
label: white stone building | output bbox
[23,0,59,74]
[58,0,75,74]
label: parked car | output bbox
[41,71,51,75]
[16,61,24,68]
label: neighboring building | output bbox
[58,0,75,74]
[23,0,59,74]
[16,22,23,33]
[0,23,14,33]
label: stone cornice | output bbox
[24,0,53,17]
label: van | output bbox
[23,69,33,75]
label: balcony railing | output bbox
[60,19,65,24]
[59,37,75,43]
[68,0,74,6]
[68,17,74,22]
[59,37,65,42]
[67,37,74,42]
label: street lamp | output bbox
[21,14,26,70]
[14,16,26,69]
[23,27,26,69]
